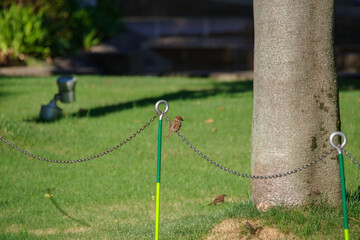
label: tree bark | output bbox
[251,0,341,209]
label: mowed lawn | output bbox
[0,76,359,239]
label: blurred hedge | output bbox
[0,0,122,66]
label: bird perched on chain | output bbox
[166,116,184,138]
[209,194,227,205]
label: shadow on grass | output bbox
[75,78,360,119]
[46,189,91,227]
[0,91,17,99]
[24,80,252,122]
[24,77,360,121]
[74,80,254,118]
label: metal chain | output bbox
[343,148,360,169]
[0,113,159,163]
[163,114,335,179]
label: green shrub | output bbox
[39,0,122,55]
[0,4,50,65]
[0,0,122,64]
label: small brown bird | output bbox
[209,194,227,205]
[166,116,183,138]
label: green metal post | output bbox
[154,100,169,240]
[155,117,162,240]
[338,153,349,240]
[330,131,349,240]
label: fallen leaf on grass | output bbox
[44,193,53,198]
[205,118,215,123]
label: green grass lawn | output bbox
[0,76,359,239]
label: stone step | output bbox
[86,31,171,74]
[85,13,360,74]
[123,17,253,38]
[336,52,360,73]
[145,36,253,72]
[120,0,253,17]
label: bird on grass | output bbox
[209,194,227,205]
[166,116,184,138]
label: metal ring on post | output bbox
[329,131,347,154]
[155,100,169,120]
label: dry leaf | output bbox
[219,106,225,111]
[205,118,215,123]
[212,128,217,132]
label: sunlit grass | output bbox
[0,76,359,239]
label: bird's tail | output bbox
[166,132,171,138]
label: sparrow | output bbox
[209,194,226,205]
[166,116,183,138]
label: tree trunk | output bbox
[251,0,341,209]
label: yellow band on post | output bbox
[344,229,349,240]
[155,182,161,240]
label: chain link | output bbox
[2,111,352,174]
[164,114,335,179]
[343,148,360,169]
[0,113,159,163]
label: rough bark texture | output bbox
[251,0,341,208]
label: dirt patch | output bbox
[206,219,242,240]
[5,224,90,236]
[205,218,297,240]
[63,227,89,234]
[29,227,91,236]
[5,224,22,234]
[29,228,58,236]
